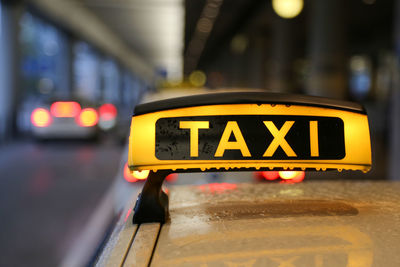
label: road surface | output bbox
[0,140,123,267]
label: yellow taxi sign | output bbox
[128,92,371,173]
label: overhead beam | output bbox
[28,0,155,82]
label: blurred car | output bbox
[30,97,101,140]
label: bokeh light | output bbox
[189,70,207,87]
[31,108,51,127]
[77,108,98,127]
[272,0,303,19]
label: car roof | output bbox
[37,95,97,106]
[98,181,400,266]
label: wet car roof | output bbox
[98,181,400,267]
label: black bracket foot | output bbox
[132,170,171,224]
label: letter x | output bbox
[263,121,297,157]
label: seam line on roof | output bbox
[147,223,163,267]
[120,223,140,267]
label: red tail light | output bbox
[260,171,280,181]
[123,163,137,183]
[166,173,178,183]
[99,103,117,121]
[50,101,81,117]
[76,108,98,127]
[31,108,51,127]
[279,171,305,183]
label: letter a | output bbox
[215,121,251,157]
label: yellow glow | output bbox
[128,104,371,173]
[133,170,150,180]
[78,108,98,127]
[272,0,303,19]
[31,108,51,127]
[279,171,298,179]
[189,71,207,87]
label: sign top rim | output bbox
[134,91,365,116]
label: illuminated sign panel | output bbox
[155,116,345,160]
[128,92,372,223]
[128,92,371,173]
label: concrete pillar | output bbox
[389,0,400,180]
[265,17,296,93]
[306,0,347,99]
[0,2,23,142]
[249,36,265,89]
[116,64,123,105]
[56,33,73,98]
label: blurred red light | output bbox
[31,108,51,127]
[290,171,305,183]
[124,209,132,222]
[51,102,81,117]
[76,108,98,127]
[123,163,137,183]
[99,103,117,121]
[166,173,178,183]
[199,183,237,194]
[260,171,280,181]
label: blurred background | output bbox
[1,0,400,266]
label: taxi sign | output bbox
[129,92,371,172]
[155,116,344,160]
[128,92,372,223]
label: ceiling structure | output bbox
[28,0,396,82]
[184,0,266,75]
[29,0,184,81]
[78,0,184,80]
[184,0,395,72]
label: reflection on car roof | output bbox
[148,181,400,266]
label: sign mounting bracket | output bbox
[132,170,171,224]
